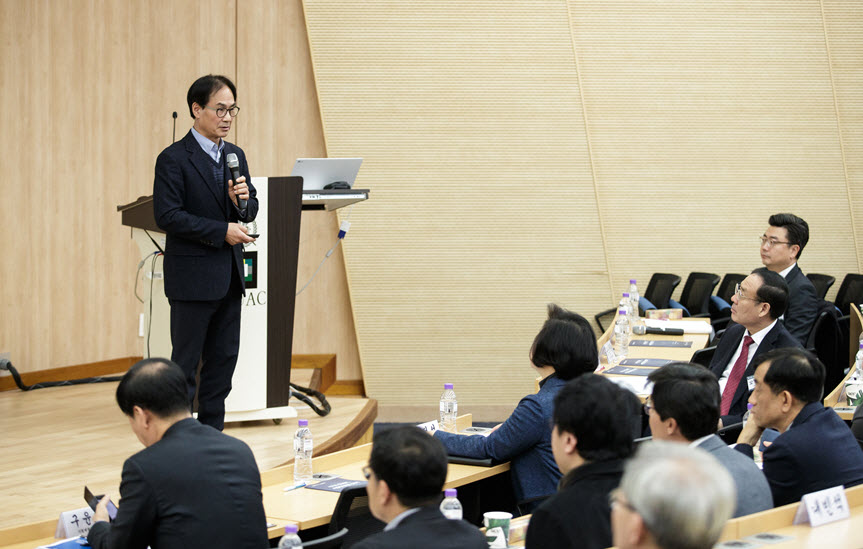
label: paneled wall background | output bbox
[0,0,361,382]
[3,1,862,420]
[302,0,863,418]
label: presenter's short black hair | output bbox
[754,348,825,403]
[751,267,789,320]
[369,426,447,508]
[552,374,635,461]
[648,362,720,440]
[116,358,191,418]
[530,304,597,381]
[768,213,809,260]
[187,74,237,118]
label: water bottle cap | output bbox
[859,342,863,349]
[284,524,298,534]
[622,292,630,297]
[445,488,457,497]
[618,309,627,315]
[630,279,637,284]
[444,383,454,390]
[298,419,309,427]
[747,403,753,410]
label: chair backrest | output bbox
[643,273,682,310]
[833,274,863,316]
[678,272,721,316]
[715,273,747,305]
[303,528,349,548]
[328,487,385,548]
[806,303,847,396]
[690,345,716,368]
[807,273,836,300]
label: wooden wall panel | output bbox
[303,0,608,410]
[304,0,863,413]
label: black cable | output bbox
[0,360,122,391]
[290,382,331,417]
[147,253,160,358]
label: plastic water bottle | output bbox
[440,488,463,520]
[277,524,302,548]
[440,383,458,433]
[619,292,634,319]
[293,419,313,484]
[629,279,640,319]
[850,343,863,382]
[613,310,630,363]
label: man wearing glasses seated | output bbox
[759,213,819,345]
[355,426,487,549]
[707,268,801,428]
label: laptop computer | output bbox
[290,158,363,191]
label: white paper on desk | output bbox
[607,375,653,396]
[643,319,714,335]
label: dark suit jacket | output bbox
[153,130,258,301]
[709,322,801,426]
[524,459,624,549]
[88,418,268,549]
[351,505,487,549]
[782,264,819,345]
[736,403,863,507]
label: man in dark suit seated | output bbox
[525,374,637,549]
[735,348,863,506]
[646,363,772,516]
[709,268,801,427]
[88,358,268,549]
[354,426,487,549]
[760,213,819,344]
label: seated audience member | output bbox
[525,374,638,549]
[88,358,268,549]
[647,363,772,516]
[434,304,600,512]
[735,348,863,506]
[760,213,819,344]
[708,268,801,427]
[611,442,735,549]
[354,426,487,549]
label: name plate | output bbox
[601,341,616,366]
[55,507,96,538]
[630,340,692,348]
[793,485,849,527]
[417,419,440,433]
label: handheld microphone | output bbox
[226,153,247,211]
[172,111,177,143]
[645,326,684,336]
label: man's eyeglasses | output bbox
[205,105,240,118]
[734,283,762,303]
[608,488,637,512]
[362,465,372,480]
[643,396,653,416]
[759,236,790,249]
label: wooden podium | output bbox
[117,177,368,423]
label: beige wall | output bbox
[302,0,863,417]
[0,0,361,382]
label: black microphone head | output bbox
[172,111,177,119]
[226,153,240,169]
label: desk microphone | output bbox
[171,111,177,143]
[226,153,246,211]
[645,326,684,336]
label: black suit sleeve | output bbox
[783,278,819,345]
[87,459,157,549]
[761,438,803,507]
[153,149,229,247]
[231,149,258,223]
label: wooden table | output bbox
[261,414,509,533]
[717,484,863,547]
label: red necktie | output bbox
[720,335,754,416]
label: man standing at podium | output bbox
[153,74,257,431]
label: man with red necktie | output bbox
[708,268,801,427]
